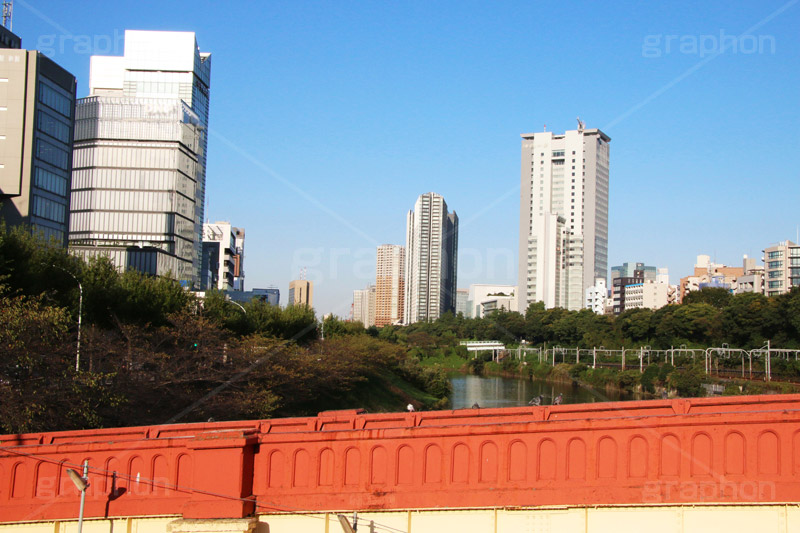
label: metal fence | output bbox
[510,342,800,382]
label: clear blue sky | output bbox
[16,1,800,316]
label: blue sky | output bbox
[16,1,800,316]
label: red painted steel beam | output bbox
[1,395,799,522]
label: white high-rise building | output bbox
[69,31,211,286]
[404,192,458,324]
[353,285,376,327]
[518,122,610,311]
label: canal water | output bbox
[448,373,631,409]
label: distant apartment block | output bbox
[610,262,673,314]
[0,26,76,246]
[289,279,313,307]
[375,244,405,327]
[201,221,243,291]
[404,192,458,324]
[467,284,517,318]
[353,285,376,327]
[735,254,764,295]
[585,278,608,314]
[679,255,742,302]
[455,288,469,316]
[519,122,610,311]
[763,240,800,297]
[623,280,673,311]
[68,31,211,286]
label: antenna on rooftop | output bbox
[577,116,585,132]
[300,267,307,280]
[2,1,12,30]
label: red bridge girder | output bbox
[1,394,799,522]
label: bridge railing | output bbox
[5,396,800,522]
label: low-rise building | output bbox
[679,255,743,302]
[585,278,608,314]
[467,284,517,318]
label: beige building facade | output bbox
[375,244,404,327]
[288,279,313,307]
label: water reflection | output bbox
[448,373,630,410]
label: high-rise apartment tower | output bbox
[518,122,609,311]
[375,244,405,327]
[404,192,458,324]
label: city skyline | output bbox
[5,1,800,316]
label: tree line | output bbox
[0,226,449,434]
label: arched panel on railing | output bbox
[597,436,618,479]
[369,446,388,486]
[660,434,681,477]
[10,462,27,499]
[176,453,192,493]
[292,449,311,488]
[793,430,800,476]
[724,431,746,476]
[151,454,170,496]
[127,455,146,496]
[567,438,586,481]
[344,447,361,487]
[396,445,414,486]
[479,441,498,483]
[105,456,122,494]
[628,436,648,478]
[34,460,58,498]
[537,439,557,481]
[508,440,527,482]
[451,443,470,484]
[424,444,442,485]
[691,433,713,478]
[267,450,285,489]
[757,431,780,475]
[318,448,335,487]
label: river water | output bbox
[448,373,632,409]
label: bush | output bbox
[467,357,485,375]
[640,364,660,393]
[658,363,674,383]
[616,370,641,392]
[668,367,706,397]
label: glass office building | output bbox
[0,26,77,246]
[69,31,211,286]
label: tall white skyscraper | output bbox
[68,31,211,286]
[404,192,458,324]
[518,122,609,311]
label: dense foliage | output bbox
[0,227,449,433]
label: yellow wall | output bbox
[3,505,800,533]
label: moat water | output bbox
[448,373,632,409]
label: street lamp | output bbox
[67,461,89,533]
[47,264,83,371]
[228,300,247,315]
